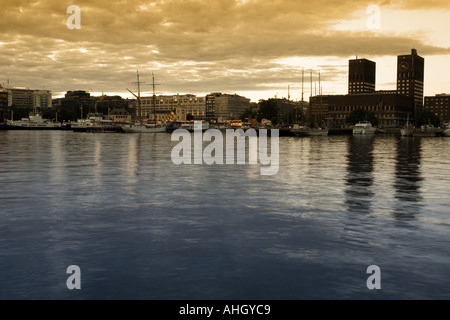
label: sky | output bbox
[1,0,449,102]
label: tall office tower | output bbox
[348,58,376,94]
[397,49,424,110]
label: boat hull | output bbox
[290,128,328,137]
[443,129,450,137]
[122,124,167,133]
[352,128,376,135]
[400,128,413,137]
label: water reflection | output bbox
[393,137,423,221]
[125,134,139,184]
[345,135,375,214]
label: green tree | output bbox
[346,108,378,126]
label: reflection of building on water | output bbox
[345,135,375,214]
[393,137,423,221]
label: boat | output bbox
[122,122,167,133]
[7,113,62,129]
[290,124,328,137]
[121,71,167,133]
[71,113,115,132]
[165,121,184,133]
[180,121,210,132]
[352,121,376,135]
[400,113,414,137]
[443,128,450,137]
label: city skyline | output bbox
[1,0,449,102]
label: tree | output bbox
[9,105,33,120]
[258,99,279,124]
[346,108,378,126]
[414,110,440,127]
[239,108,257,122]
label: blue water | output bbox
[0,130,449,299]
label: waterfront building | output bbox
[308,49,423,127]
[205,93,250,122]
[109,107,131,123]
[425,94,450,122]
[0,87,7,122]
[310,92,415,128]
[136,94,204,122]
[95,95,130,116]
[7,88,52,109]
[397,49,425,110]
[59,91,97,121]
[348,58,376,94]
[260,98,305,124]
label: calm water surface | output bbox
[0,130,449,299]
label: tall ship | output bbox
[121,71,167,133]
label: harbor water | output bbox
[0,130,449,299]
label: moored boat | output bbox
[121,122,167,133]
[352,121,376,135]
[443,128,450,137]
[7,113,62,130]
[290,124,328,137]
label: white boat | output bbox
[7,113,61,129]
[352,121,376,135]
[290,124,328,137]
[121,122,167,133]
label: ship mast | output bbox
[152,72,156,122]
[301,68,304,123]
[126,70,144,123]
[137,71,141,122]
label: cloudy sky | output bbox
[1,0,449,102]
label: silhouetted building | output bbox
[310,92,415,127]
[266,98,304,124]
[308,49,425,127]
[59,91,97,121]
[95,95,130,116]
[397,49,424,110]
[0,87,7,122]
[349,59,376,94]
[425,94,450,122]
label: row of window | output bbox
[329,105,396,112]
[332,113,399,118]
